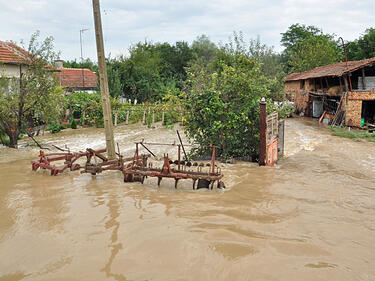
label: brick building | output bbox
[285,57,375,127]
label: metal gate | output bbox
[259,99,280,166]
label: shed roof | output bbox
[0,41,31,64]
[285,57,375,81]
[57,67,97,88]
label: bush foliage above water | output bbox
[184,34,285,159]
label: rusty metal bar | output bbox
[211,145,215,174]
[178,144,181,170]
[259,98,267,166]
[177,130,188,160]
[140,142,156,157]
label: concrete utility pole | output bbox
[92,0,116,159]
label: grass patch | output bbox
[330,126,375,142]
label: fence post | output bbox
[143,109,146,125]
[126,110,130,125]
[114,111,118,127]
[259,98,267,166]
[152,110,155,126]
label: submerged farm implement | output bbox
[31,140,225,190]
[123,141,225,189]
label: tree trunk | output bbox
[8,132,18,148]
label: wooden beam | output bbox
[339,76,343,95]
[362,68,366,90]
[314,78,316,91]
[325,77,329,89]
[344,75,349,92]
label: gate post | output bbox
[259,98,267,166]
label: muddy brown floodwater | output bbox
[0,118,375,281]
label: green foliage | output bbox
[0,31,64,147]
[247,37,285,101]
[330,127,375,142]
[184,38,278,159]
[0,129,10,146]
[48,122,64,134]
[191,35,218,64]
[63,58,98,73]
[67,92,103,126]
[281,24,342,73]
[70,119,77,129]
[288,35,342,72]
[95,118,104,128]
[346,28,375,61]
[281,23,322,51]
[277,104,294,119]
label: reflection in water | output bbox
[101,195,127,281]
[0,119,375,281]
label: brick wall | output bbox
[345,91,375,127]
[284,81,300,101]
[284,80,311,114]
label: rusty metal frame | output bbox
[31,141,225,190]
[122,142,225,190]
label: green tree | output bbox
[346,28,375,60]
[63,58,98,73]
[289,35,342,72]
[281,24,321,51]
[0,32,64,147]
[281,24,341,73]
[248,37,285,101]
[184,37,280,159]
[191,35,218,64]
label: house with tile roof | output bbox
[0,41,98,94]
[0,40,31,79]
[284,57,375,128]
[54,60,98,93]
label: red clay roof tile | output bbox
[56,67,97,88]
[0,41,31,64]
[285,57,375,81]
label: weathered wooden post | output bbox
[126,110,130,125]
[143,109,146,125]
[259,98,267,166]
[152,110,155,126]
[92,0,116,160]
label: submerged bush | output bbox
[48,122,65,134]
[71,119,77,129]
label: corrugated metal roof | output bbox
[0,41,31,64]
[285,57,375,81]
[57,67,97,88]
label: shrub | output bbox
[71,119,77,129]
[48,122,64,134]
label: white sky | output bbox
[0,0,373,61]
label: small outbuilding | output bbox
[54,60,97,93]
[285,57,375,127]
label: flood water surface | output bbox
[1,119,375,281]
